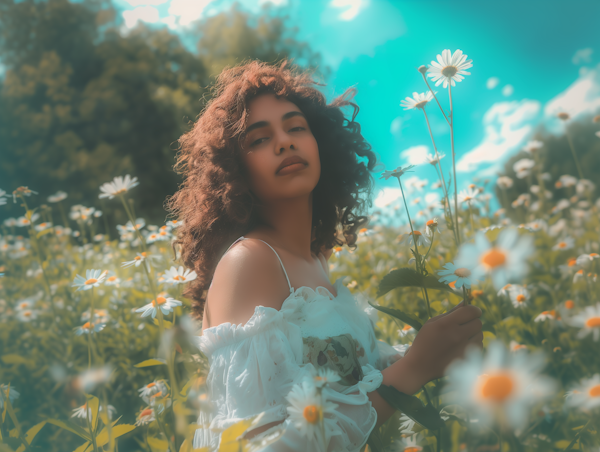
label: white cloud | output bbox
[486,77,499,89]
[456,100,541,173]
[572,48,593,65]
[543,61,600,135]
[400,145,429,165]
[502,84,513,97]
[169,0,214,26]
[390,117,404,135]
[330,0,366,21]
[374,187,403,208]
[425,192,440,205]
[122,6,159,28]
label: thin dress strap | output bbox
[210,236,294,294]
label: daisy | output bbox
[104,272,121,286]
[496,176,514,189]
[398,324,416,338]
[568,302,600,341]
[427,49,473,89]
[400,91,436,110]
[443,340,556,430]
[523,140,543,154]
[286,378,339,450]
[552,237,575,251]
[380,165,416,180]
[401,230,430,248]
[16,213,40,227]
[17,309,38,322]
[33,222,52,232]
[557,174,578,188]
[135,296,182,319]
[425,217,442,236]
[458,187,479,205]
[565,374,600,412]
[397,412,416,435]
[125,218,146,232]
[313,368,341,389]
[47,191,68,203]
[81,309,110,323]
[12,186,38,203]
[455,228,534,290]
[513,158,536,179]
[497,284,512,296]
[99,175,139,199]
[72,269,108,291]
[508,285,530,308]
[73,365,113,393]
[438,262,476,289]
[161,266,197,285]
[122,252,148,268]
[426,152,445,165]
[71,402,116,420]
[166,219,183,229]
[524,220,547,233]
[139,380,169,405]
[135,407,156,426]
[576,253,599,266]
[534,310,560,322]
[74,321,106,335]
[0,385,20,410]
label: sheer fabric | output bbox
[193,237,407,451]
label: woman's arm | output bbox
[367,351,427,429]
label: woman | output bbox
[166,59,483,451]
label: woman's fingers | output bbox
[460,317,483,338]
[445,304,482,325]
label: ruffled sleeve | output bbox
[194,306,310,451]
[193,297,387,452]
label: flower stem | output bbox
[448,83,461,245]
[564,126,585,180]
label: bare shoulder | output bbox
[203,239,291,332]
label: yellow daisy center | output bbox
[585,317,600,328]
[140,408,153,417]
[481,248,506,269]
[479,372,515,402]
[82,322,91,329]
[442,66,458,78]
[173,275,185,281]
[85,278,98,285]
[404,448,421,452]
[403,325,412,331]
[303,405,320,424]
[147,382,156,388]
[588,384,600,397]
[152,297,167,307]
[453,268,471,278]
[412,231,422,236]
[107,276,117,282]
[565,300,574,309]
[557,242,567,249]
[516,294,526,303]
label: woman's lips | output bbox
[277,162,307,175]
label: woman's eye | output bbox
[249,127,305,146]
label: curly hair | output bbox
[165,58,379,320]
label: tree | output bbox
[0,0,328,228]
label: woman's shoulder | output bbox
[202,239,291,333]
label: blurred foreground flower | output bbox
[286,377,339,451]
[400,91,435,110]
[438,262,476,289]
[568,302,600,341]
[444,341,555,430]
[162,265,197,285]
[99,175,139,199]
[455,228,534,290]
[565,374,600,412]
[0,384,19,410]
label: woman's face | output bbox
[239,93,321,203]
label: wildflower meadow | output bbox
[1,49,600,452]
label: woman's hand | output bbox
[403,302,483,382]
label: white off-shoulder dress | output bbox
[193,236,407,452]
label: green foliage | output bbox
[0,0,328,226]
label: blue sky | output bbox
[112,0,600,225]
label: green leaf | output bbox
[147,436,169,451]
[377,267,453,298]
[86,395,99,433]
[376,384,445,430]
[72,442,91,452]
[15,421,47,452]
[36,228,54,239]
[366,427,383,452]
[134,359,167,368]
[1,355,34,367]
[46,419,92,441]
[95,424,136,447]
[368,302,423,331]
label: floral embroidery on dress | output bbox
[302,333,365,386]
